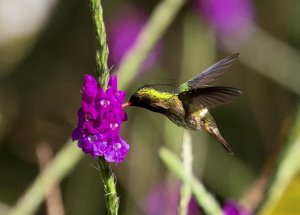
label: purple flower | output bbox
[107,7,162,72]
[72,74,129,163]
[195,0,254,35]
[145,182,201,215]
[223,201,252,215]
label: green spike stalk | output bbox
[90,0,109,88]
[90,0,119,214]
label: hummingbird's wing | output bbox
[179,53,239,92]
[178,86,242,110]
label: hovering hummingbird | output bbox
[124,53,242,154]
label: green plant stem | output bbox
[98,157,119,215]
[97,159,119,215]
[8,140,83,215]
[90,0,119,214]
[259,108,300,215]
[90,0,109,88]
[118,0,186,90]
[159,147,223,215]
[179,131,193,215]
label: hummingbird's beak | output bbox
[122,102,132,109]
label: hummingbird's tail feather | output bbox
[203,122,233,154]
[214,132,233,155]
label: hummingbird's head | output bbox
[129,87,152,106]
[129,86,169,114]
[128,92,142,105]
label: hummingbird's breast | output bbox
[164,96,188,128]
[164,95,209,130]
[166,106,209,131]
[186,109,209,130]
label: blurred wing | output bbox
[179,53,239,92]
[178,86,242,110]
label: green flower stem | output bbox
[179,131,193,215]
[8,140,83,215]
[90,0,119,214]
[98,157,119,215]
[90,0,109,88]
[159,147,223,215]
[118,0,186,90]
[259,108,300,215]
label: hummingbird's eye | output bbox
[129,94,141,104]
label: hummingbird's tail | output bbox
[213,131,233,155]
[202,119,233,154]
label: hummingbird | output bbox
[124,53,242,154]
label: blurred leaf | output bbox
[259,107,300,215]
[159,147,223,215]
[267,172,300,215]
[223,24,300,95]
[180,12,216,83]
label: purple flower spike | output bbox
[104,137,129,163]
[195,0,254,35]
[72,74,129,163]
[107,7,162,72]
[223,201,252,215]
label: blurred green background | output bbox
[1,0,300,214]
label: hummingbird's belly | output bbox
[166,108,208,130]
[167,114,190,129]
